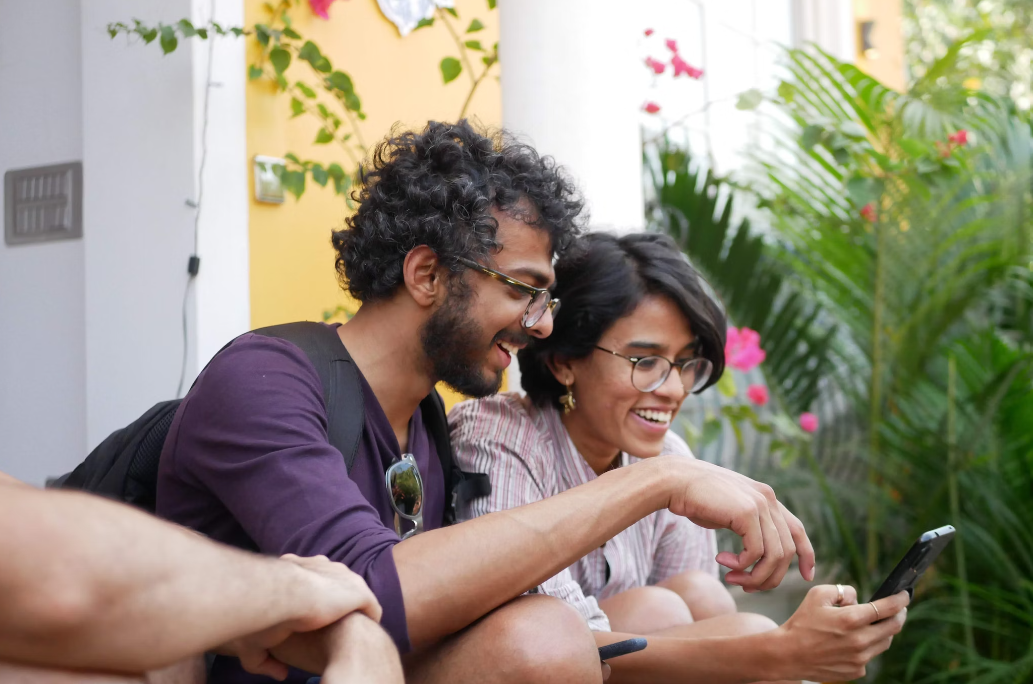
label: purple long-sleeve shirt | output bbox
[156,326,444,683]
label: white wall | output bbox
[0,0,249,484]
[0,0,88,484]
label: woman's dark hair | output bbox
[333,120,585,303]
[519,232,727,407]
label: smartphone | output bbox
[869,525,955,603]
[598,637,648,661]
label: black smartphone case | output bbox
[869,525,955,602]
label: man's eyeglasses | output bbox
[594,345,713,394]
[386,453,423,540]
[457,257,560,328]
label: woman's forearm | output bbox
[595,629,785,684]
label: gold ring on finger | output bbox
[835,584,845,605]
[870,601,881,621]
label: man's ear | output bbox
[402,245,448,308]
[545,354,575,386]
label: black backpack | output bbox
[53,321,489,524]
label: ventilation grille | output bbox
[4,162,82,246]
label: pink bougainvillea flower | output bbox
[309,0,338,20]
[671,54,703,79]
[645,57,667,75]
[746,384,769,406]
[799,412,819,433]
[642,101,662,114]
[644,28,655,36]
[725,327,766,372]
[665,38,679,52]
[948,129,969,145]
[860,202,877,222]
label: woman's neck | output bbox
[560,409,621,476]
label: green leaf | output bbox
[488,0,497,8]
[196,28,208,39]
[282,27,301,40]
[445,7,458,17]
[332,172,352,195]
[310,163,329,187]
[314,129,334,144]
[255,23,271,46]
[343,92,362,112]
[840,121,868,139]
[414,17,434,30]
[177,19,197,38]
[464,40,484,51]
[248,64,264,80]
[298,40,321,64]
[141,27,159,44]
[290,97,305,118]
[466,19,485,33]
[269,47,291,75]
[440,57,462,84]
[276,74,288,91]
[230,27,245,37]
[735,88,764,111]
[326,71,354,94]
[800,124,824,150]
[717,370,738,398]
[777,81,795,103]
[284,152,301,163]
[700,418,723,447]
[845,176,883,207]
[327,163,345,180]
[159,25,178,54]
[107,25,119,39]
[313,56,332,73]
[898,138,927,158]
[282,169,306,199]
[481,55,494,66]
[317,103,330,118]
[295,82,316,98]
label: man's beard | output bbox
[420,289,506,398]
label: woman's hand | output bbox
[771,584,909,682]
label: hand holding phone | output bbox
[870,525,955,604]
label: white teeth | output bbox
[499,341,518,355]
[633,409,672,424]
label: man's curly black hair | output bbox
[332,120,585,303]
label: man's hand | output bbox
[772,585,909,682]
[659,457,815,591]
[216,554,382,681]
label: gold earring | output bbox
[560,382,577,414]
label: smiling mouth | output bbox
[632,409,673,425]
[497,340,520,356]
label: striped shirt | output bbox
[450,393,718,631]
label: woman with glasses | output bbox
[450,232,907,683]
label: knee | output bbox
[630,586,695,627]
[488,595,600,684]
[660,570,738,619]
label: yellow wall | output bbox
[245,0,502,407]
[853,0,906,91]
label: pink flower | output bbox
[948,129,969,145]
[645,57,667,75]
[860,202,877,222]
[309,0,338,19]
[642,101,662,114]
[665,38,678,52]
[725,327,766,372]
[799,412,819,433]
[746,384,769,406]
[644,28,655,36]
[671,54,704,79]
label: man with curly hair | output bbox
[156,121,813,683]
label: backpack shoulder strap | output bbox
[420,390,491,525]
[253,322,365,470]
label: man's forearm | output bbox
[0,486,311,672]
[394,458,671,648]
[271,613,403,684]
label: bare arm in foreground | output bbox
[395,455,816,648]
[0,476,401,683]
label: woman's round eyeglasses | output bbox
[458,257,560,328]
[594,345,713,394]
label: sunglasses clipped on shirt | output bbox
[386,453,424,540]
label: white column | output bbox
[499,0,646,233]
[192,0,250,369]
[81,0,250,449]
